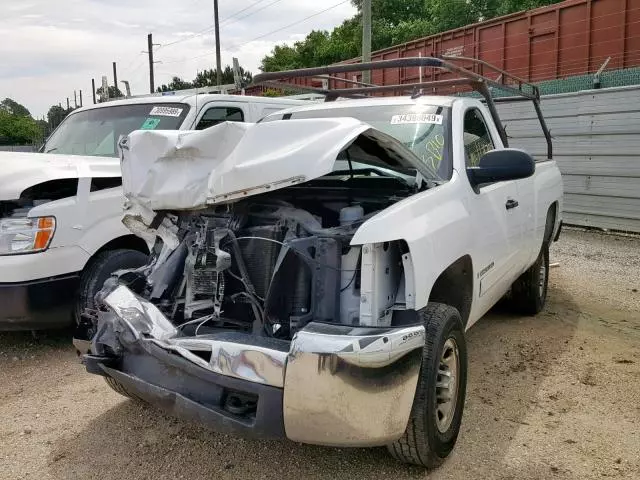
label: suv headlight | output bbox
[0,216,56,255]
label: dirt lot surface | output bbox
[1,228,639,480]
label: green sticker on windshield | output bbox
[141,118,161,130]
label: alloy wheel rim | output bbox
[435,337,460,433]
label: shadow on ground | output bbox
[47,284,581,480]
[0,327,74,358]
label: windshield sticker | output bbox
[149,106,183,117]
[140,118,161,130]
[391,113,443,125]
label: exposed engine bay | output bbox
[101,175,416,342]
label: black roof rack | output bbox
[252,56,552,159]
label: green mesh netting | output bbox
[460,67,640,98]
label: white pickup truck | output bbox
[0,94,309,330]
[74,58,563,469]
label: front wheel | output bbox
[74,249,149,323]
[387,303,468,468]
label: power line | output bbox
[221,0,273,25]
[158,0,279,49]
[161,0,350,65]
[219,0,285,29]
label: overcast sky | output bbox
[0,0,357,118]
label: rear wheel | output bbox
[510,245,549,315]
[387,303,468,468]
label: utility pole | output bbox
[148,33,155,93]
[91,78,97,104]
[362,0,372,84]
[113,62,119,97]
[214,0,222,86]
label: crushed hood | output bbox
[0,151,120,200]
[120,118,409,211]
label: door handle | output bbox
[505,199,519,210]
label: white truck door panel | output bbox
[460,105,523,317]
[514,167,537,272]
[469,181,519,304]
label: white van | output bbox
[0,94,310,330]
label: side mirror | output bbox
[467,148,535,186]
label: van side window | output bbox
[195,107,244,130]
[463,108,494,167]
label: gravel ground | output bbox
[1,228,639,480]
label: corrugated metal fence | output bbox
[497,85,640,233]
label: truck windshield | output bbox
[42,103,190,157]
[282,104,451,181]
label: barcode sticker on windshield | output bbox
[390,113,443,125]
[149,106,183,117]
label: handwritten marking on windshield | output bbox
[425,134,445,170]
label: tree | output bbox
[156,64,254,92]
[1,98,31,117]
[0,110,42,145]
[96,85,124,102]
[157,76,193,92]
[46,105,74,130]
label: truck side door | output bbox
[464,108,522,314]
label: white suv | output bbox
[0,94,309,330]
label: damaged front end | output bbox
[74,119,429,446]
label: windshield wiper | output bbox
[44,147,58,153]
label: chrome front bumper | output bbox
[79,285,425,447]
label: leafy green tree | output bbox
[0,98,31,117]
[156,64,253,92]
[260,44,300,72]
[46,105,74,130]
[0,110,42,145]
[157,76,193,92]
[193,65,253,87]
[96,85,124,101]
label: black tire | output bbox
[387,303,468,468]
[510,244,549,315]
[74,249,149,323]
[104,376,145,402]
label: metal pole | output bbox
[91,79,96,104]
[214,0,222,87]
[74,90,77,108]
[362,0,372,84]
[79,90,83,107]
[113,62,119,97]
[148,33,155,93]
[418,52,423,94]
[66,97,70,110]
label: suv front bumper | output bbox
[0,274,79,330]
[75,285,425,447]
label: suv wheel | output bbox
[74,249,149,323]
[387,303,468,468]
